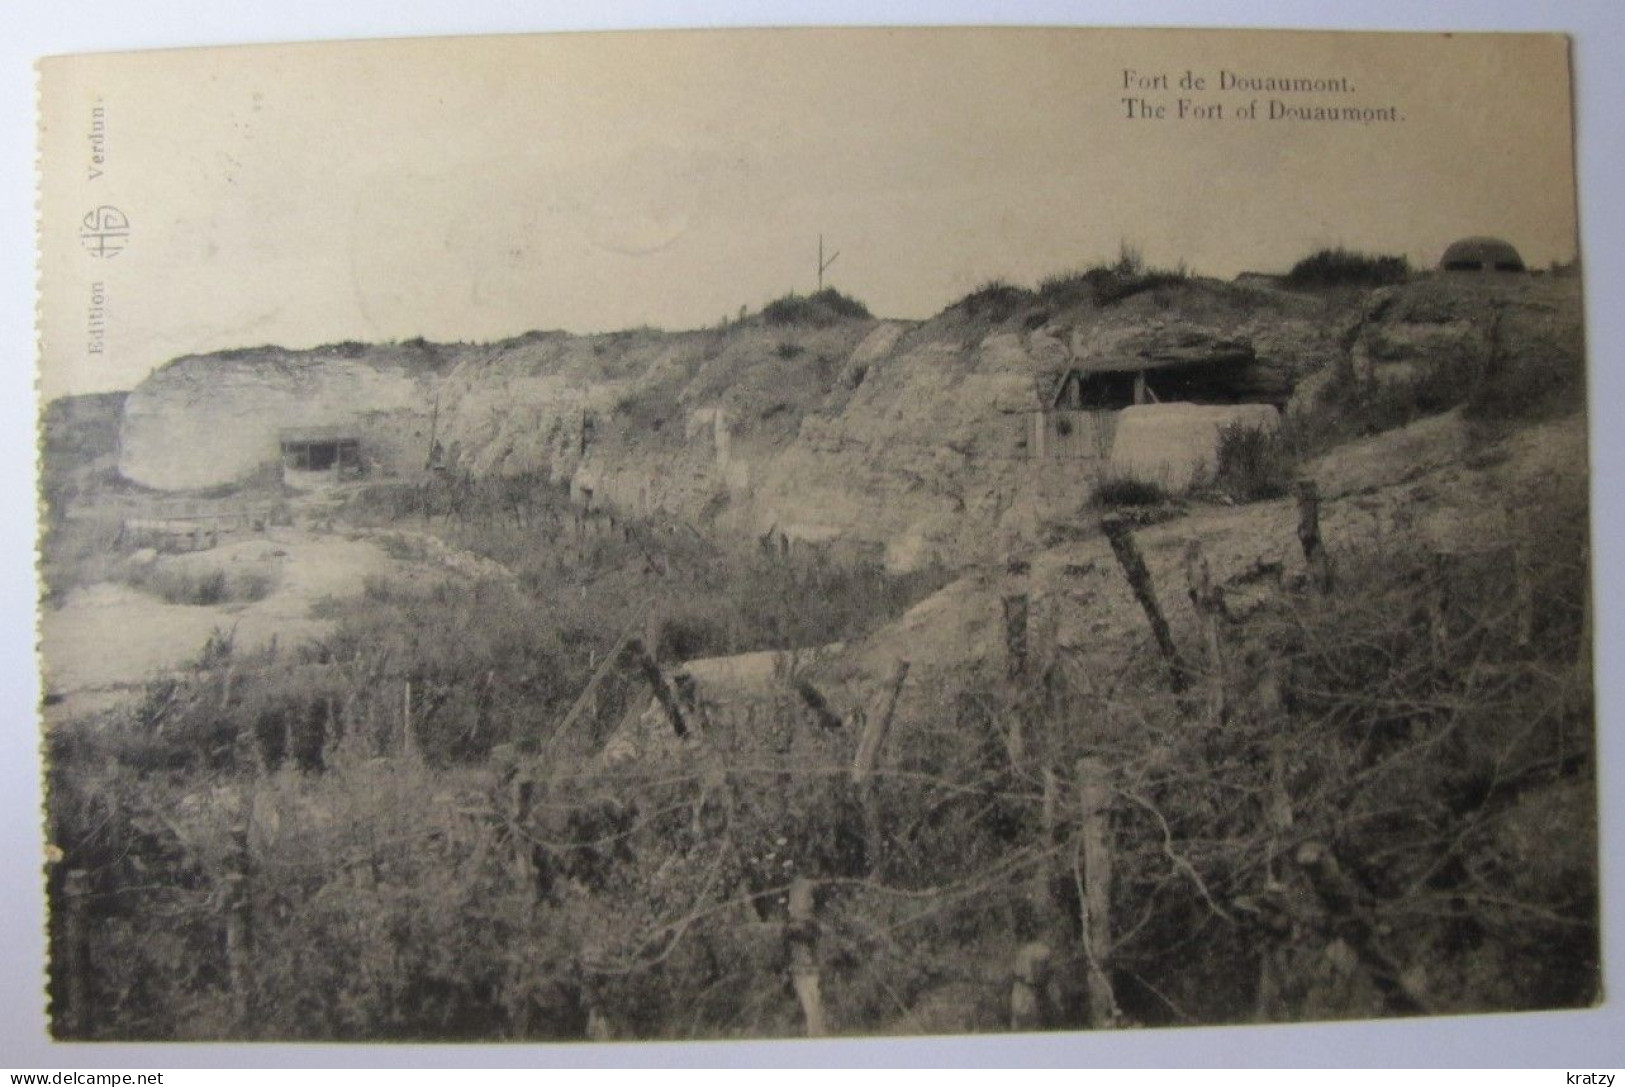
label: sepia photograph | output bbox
[30,22,1602,1051]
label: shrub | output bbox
[122,562,278,606]
[954,279,1033,323]
[761,288,871,327]
[1210,422,1293,502]
[1280,357,1477,459]
[774,341,805,360]
[1092,474,1171,508]
[1285,247,1410,289]
[1463,345,1586,425]
[1038,242,1189,308]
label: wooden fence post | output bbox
[511,776,537,901]
[1010,941,1052,1031]
[852,660,910,872]
[1293,841,1435,1017]
[1076,758,1117,1029]
[628,637,688,739]
[507,772,540,1038]
[1427,551,1455,665]
[1504,504,1535,650]
[402,679,418,760]
[1295,480,1333,594]
[1002,592,1031,766]
[59,869,91,1038]
[786,877,827,1037]
[1031,764,1068,975]
[1003,593,1030,682]
[794,679,845,732]
[1184,539,1227,726]
[225,806,253,1034]
[1102,517,1186,692]
[1255,659,1296,1021]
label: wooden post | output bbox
[1504,505,1535,650]
[853,661,909,786]
[1010,941,1052,1031]
[1427,551,1453,665]
[585,1003,613,1041]
[818,233,840,292]
[795,679,845,732]
[1264,672,1295,851]
[853,661,910,871]
[1293,841,1434,1017]
[1256,662,1295,1021]
[1002,590,1031,768]
[787,878,827,1037]
[1102,516,1186,692]
[546,629,637,753]
[628,637,688,739]
[402,679,417,759]
[1295,480,1333,594]
[1002,593,1030,681]
[59,869,90,1038]
[674,672,706,734]
[1184,539,1227,726]
[1512,546,1534,649]
[508,774,538,1037]
[1031,764,1068,952]
[1076,758,1117,1029]
[511,777,536,898]
[225,808,253,1033]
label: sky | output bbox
[36,27,1578,398]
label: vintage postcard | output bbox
[35,28,1593,1043]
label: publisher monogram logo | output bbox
[79,205,129,258]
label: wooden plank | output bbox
[1077,757,1117,1029]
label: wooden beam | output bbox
[1101,516,1187,692]
[1077,757,1117,1029]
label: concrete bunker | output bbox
[1439,236,1526,274]
[279,426,362,480]
[1030,345,1269,462]
[1110,402,1281,490]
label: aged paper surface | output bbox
[35,28,1593,1042]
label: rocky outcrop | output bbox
[120,344,453,490]
[116,275,1577,568]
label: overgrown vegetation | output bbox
[1285,247,1411,289]
[1208,423,1292,503]
[45,462,1595,1039]
[1037,243,1190,309]
[120,560,278,607]
[37,260,1594,1042]
[956,279,1034,323]
[945,244,1194,325]
[761,288,871,327]
[1463,339,1588,425]
[1091,474,1172,509]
